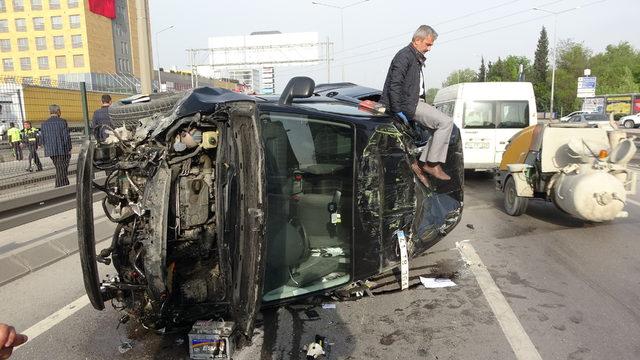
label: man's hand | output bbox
[396,112,411,127]
[0,324,28,359]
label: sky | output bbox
[149,0,640,92]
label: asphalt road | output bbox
[1,170,640,359]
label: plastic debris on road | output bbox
[419,277,457,288]
[322,303,336,309]
[117,339,134,354]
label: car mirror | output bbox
[279,77,315,105]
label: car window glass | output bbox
[463,101,494,128]
[261,112,353,302]
[497,101,529,128]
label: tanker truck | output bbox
[495,122,637,222]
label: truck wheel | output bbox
[623,120,635,129]
[504,176,528,216]
[108,92,186,128]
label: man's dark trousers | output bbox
[11,141,23,160]
[51,154,70,187]
[26,143,42,171]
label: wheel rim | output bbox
[625,121,633,129]
[506,182,516,210]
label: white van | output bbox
[433,82,537,170]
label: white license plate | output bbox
[465,141,490,149]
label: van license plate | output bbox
[465,141,490,149]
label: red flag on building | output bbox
[88,0,116,19]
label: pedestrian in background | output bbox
[6,123,22,161]
[91,94,112,142]
[21,121,43,172]
[40,105,72,187]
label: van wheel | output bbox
[504,176,528,216]
[623,120,635,129]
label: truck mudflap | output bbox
[76,140,105,310]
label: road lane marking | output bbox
[22,295,90,341]
[457,241,543,360]
[627,198,640,207]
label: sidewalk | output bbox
[0,200,115,286]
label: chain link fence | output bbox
[0,76,133,200]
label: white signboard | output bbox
[581,97,605,113]
[577,76,597,98]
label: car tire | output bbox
[109,92,186,127]
[504,176,528,216]
[623,120,635,129]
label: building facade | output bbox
[0,0,140,89]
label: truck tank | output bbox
[553,169,626,222]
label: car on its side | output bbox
[618,113,640,129]
[76,77,464,351]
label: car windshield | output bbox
[463,101,529,129]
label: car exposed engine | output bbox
[89,105,236,331]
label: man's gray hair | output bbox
[412,25,438,41]
[49,104,60,114]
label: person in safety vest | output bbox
[21,121,43,172]
[6,123,22,161]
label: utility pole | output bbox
[155,25,174,92]
[326,37,331,82]
[533,6,581,118]
[135,0,153,94]
[312,0,371,81]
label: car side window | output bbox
[260,112,354,302]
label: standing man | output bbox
[21,121,43,172]
[41,105,72,187]
[380,25,453,181]
[6,123,23,161]
[91,94,113,142]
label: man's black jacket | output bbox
[380,44,426,119]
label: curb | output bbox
[0,220,115,286]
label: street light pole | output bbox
[533,6,580,118]
[311,0,370,81]
[155,25,174,92]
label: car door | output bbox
[258,109,356,304]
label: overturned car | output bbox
[76,77,464,349]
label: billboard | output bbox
[606,96,632,114]
[207,32,321,68]
[582,97,605,113]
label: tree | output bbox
[486,56,530,81]
[590,42,640,94]
[442,68,478,87]
[533,27,549,112]
[425,88,439,104]
[554,40,592,115]
[477,56,486,82]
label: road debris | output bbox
[322,303,336,309]
[419,277,457,288]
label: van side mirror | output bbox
[279,77,315,105]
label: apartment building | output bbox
[0,0,141,87]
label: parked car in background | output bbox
[618,113,640,129]
[566,112,613,129]
[560,110,588,122]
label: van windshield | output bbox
[463,101,529,129]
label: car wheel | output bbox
[109,92,186,128]
[623,120,635,129]
[504,176,528,216]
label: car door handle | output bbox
[499,141,506,144]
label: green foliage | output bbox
[442,38,640,115]
[477,56,486,82]
[425,88,439,104]
[533,27,549,112]
[442,68,478,87]
[486,56,530,81]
